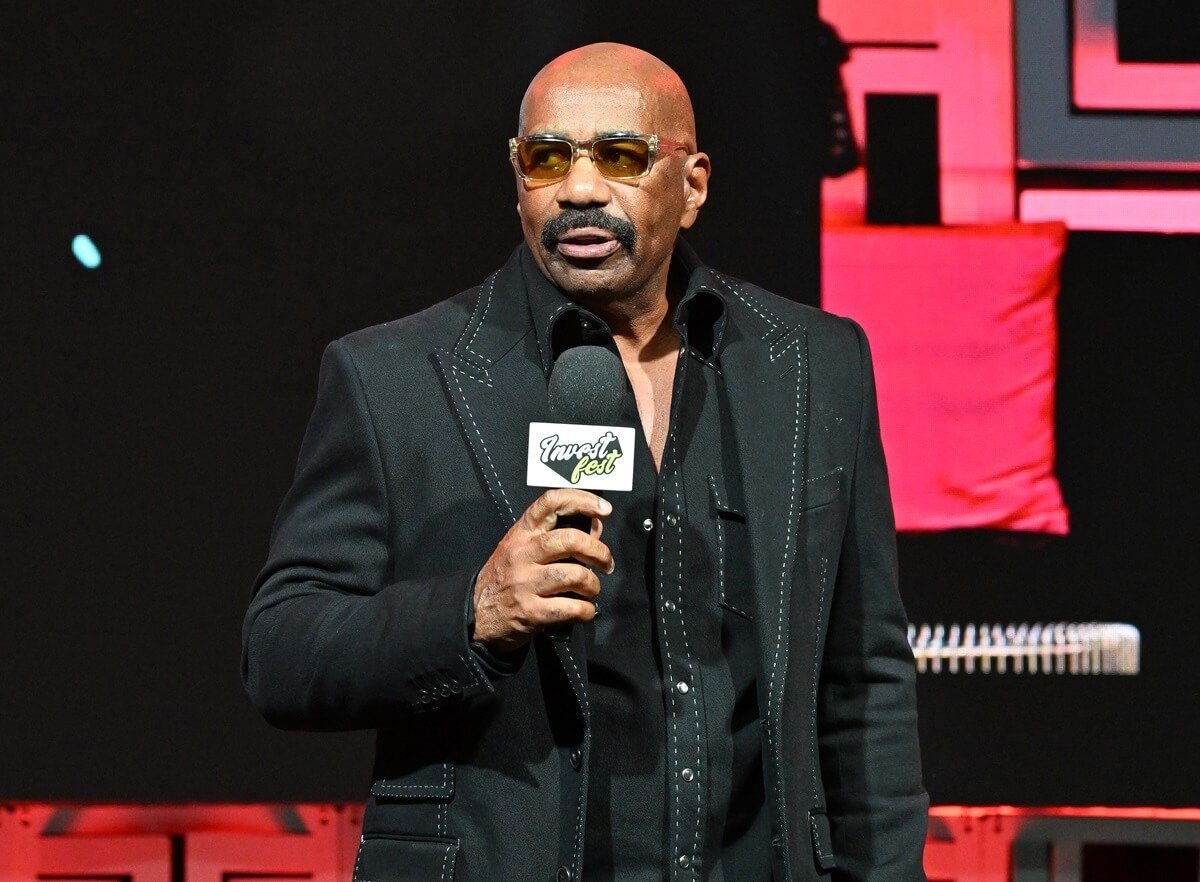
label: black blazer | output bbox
[241,239,929,882]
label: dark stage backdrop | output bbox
[2,3,820,801]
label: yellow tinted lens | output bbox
[592,138,651,178]
[517,139,573,179]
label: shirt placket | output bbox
[656,332,708,879]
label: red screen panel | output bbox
[822,221,1069,534]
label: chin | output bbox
[554,272,624,299]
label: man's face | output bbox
[515,81,697,300]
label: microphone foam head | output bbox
[548,345,626,424]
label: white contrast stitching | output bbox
[708,475,750,619]
[450,344,491,376]
[709,476,727,609]
[371,762,451,795]
[353,834,366,881]
[447,362,514,522]
[461,371,493,389]
[356,839,457,882]
[811,555,829,807]
[657,471,682,877]
[449,359,493,388]
[806,467,842,485]
[462,272,497,356]
[671,439,702,876]
[765,340,804,879]
[559,644,588,873]
[457,652,484,689]
[653,352,703,878]
[720,600,751,618]
[769,330,804,362]
[453,280,484,354]
[715,272,782,340]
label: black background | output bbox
[3,4,1197,805]
[1117,0,1200,64]
[1,2,818,802]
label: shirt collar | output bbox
[521,234,729,380]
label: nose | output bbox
[555,150,612,208]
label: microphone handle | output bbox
[546,503,603,641]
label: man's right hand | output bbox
[471,489,614,654]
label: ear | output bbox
[678,152,711,231]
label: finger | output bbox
[532,595,598,627]
[524,489,612,532]
[591,515,603,540]
[529,528,614,573]
[534,562,602,599]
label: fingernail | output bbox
[600,498,612,514]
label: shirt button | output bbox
[678,854,692,868]
[569,747,583,771]
[663,600,677,612]
[665,512,679,527]
[676,681,690,694]
[680,767,695,782]
[556,866,573,882]
[642,517,654,532]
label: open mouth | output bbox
[555,227,622,260]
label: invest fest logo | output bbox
[537,430,624,485]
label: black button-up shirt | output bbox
[470,238,769,880]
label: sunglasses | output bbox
[508,133,689,182]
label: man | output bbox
[242,43,928,882]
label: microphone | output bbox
[529,345,633,637]
[548,344,627,425]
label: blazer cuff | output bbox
[466,567,529,679]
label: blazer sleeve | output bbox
[817,318,930,881]
[240,338,500,731]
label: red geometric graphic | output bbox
[820,0,1016,224]
[822,222,1069,534]
[1073,0,1200,112]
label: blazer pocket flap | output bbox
[709,473,754,621]
[802,468,843,511]
[370,762,454,800]
[809,808,837,871]
[708,473,747,521]
[354,835,459,881]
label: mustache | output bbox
[540,207,637,254]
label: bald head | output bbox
[512,43,712,304]
[519,42,696,151]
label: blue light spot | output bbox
[72,234,102,269]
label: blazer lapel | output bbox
[713,275,811,840]
[432,247,590,725]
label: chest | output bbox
[624,347,680,473]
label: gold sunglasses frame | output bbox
[508,133,690,182]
